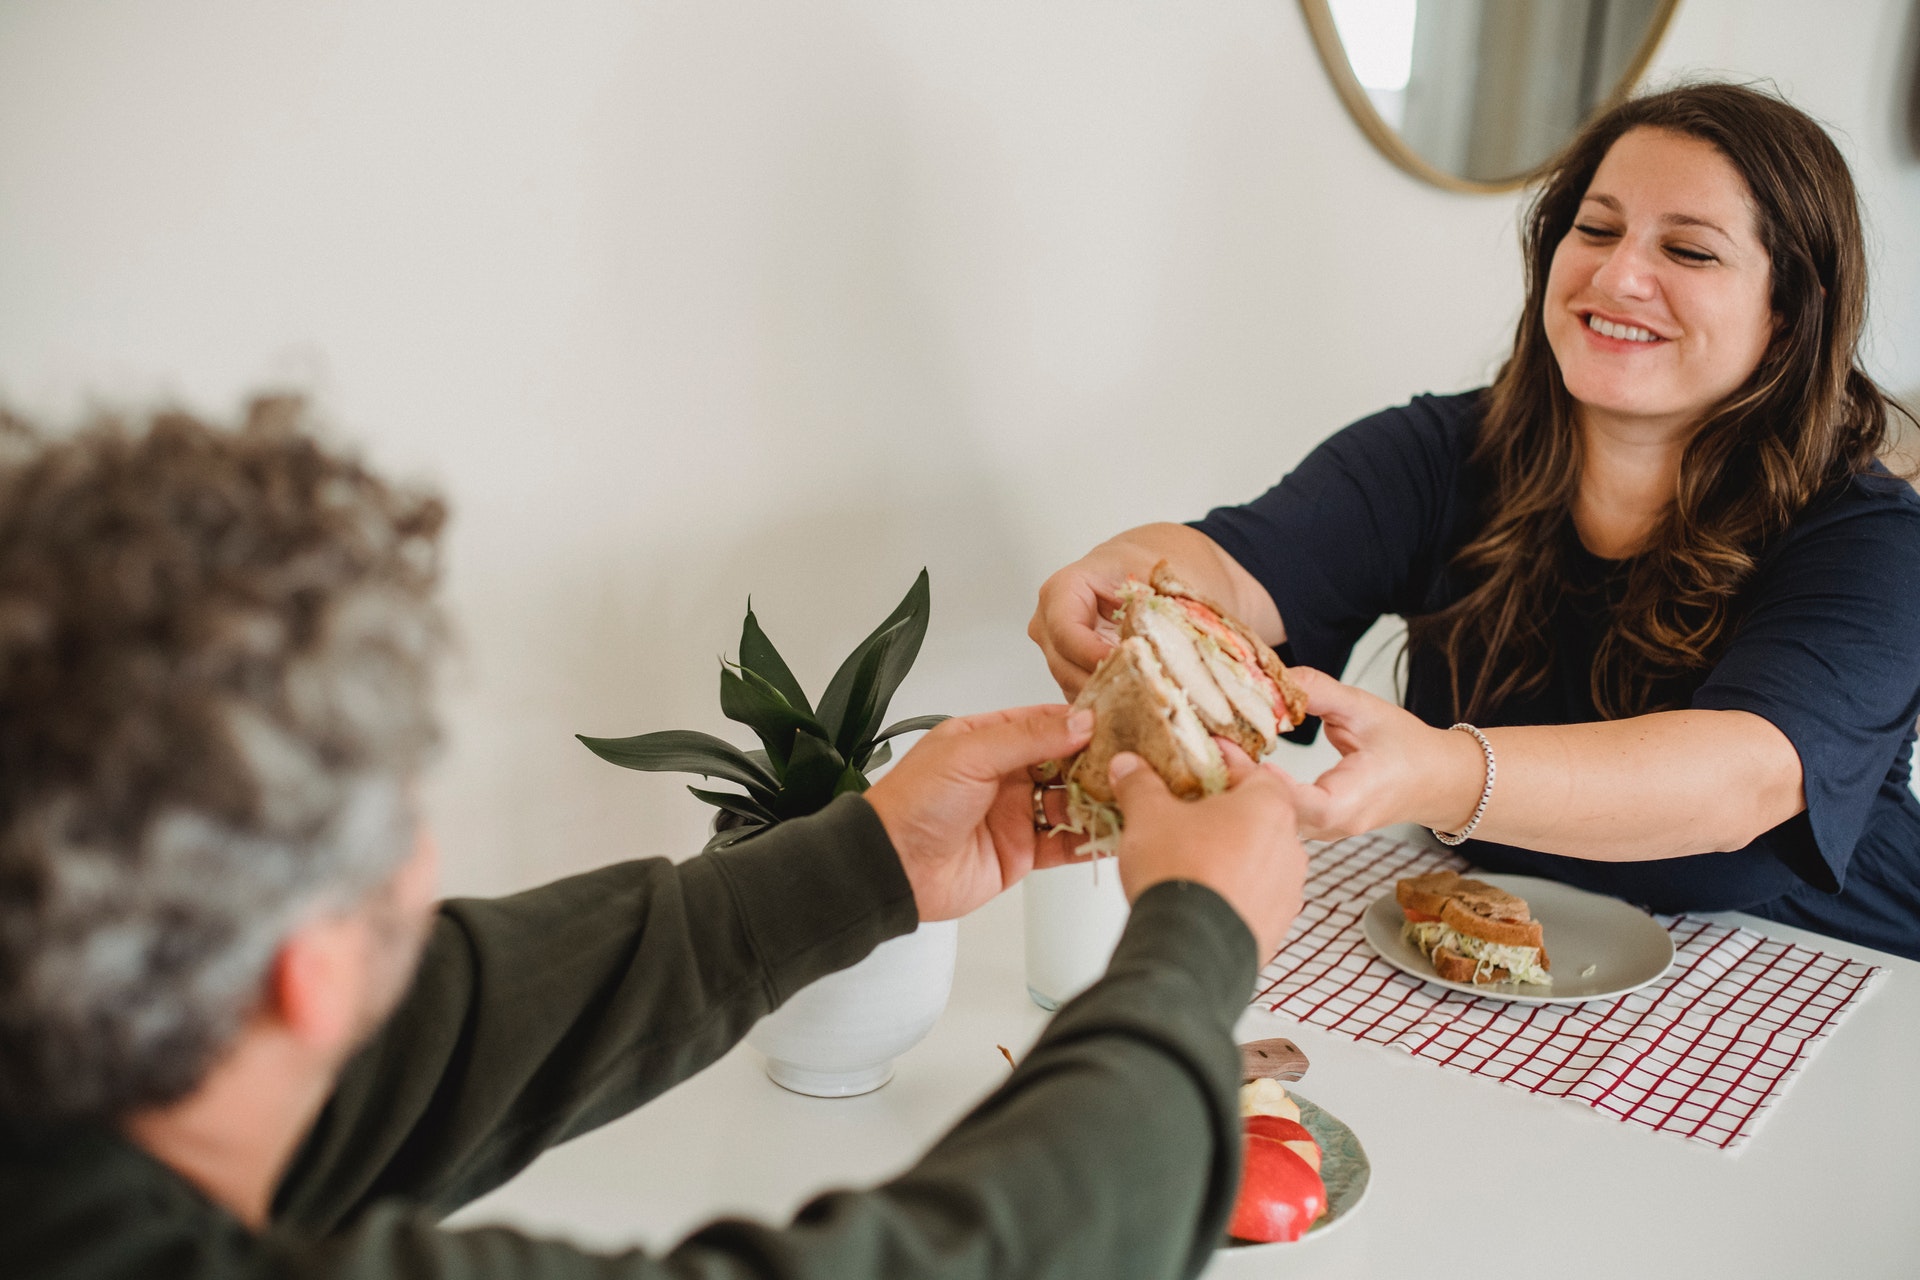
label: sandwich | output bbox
[1058,562,1307,854]
[1396,871,1552,986]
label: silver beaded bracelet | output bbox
[1433,723,1495,847]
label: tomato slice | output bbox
[1402,908,1440,923]
[1176,598,1287,715]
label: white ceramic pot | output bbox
[746,918,959,1097]
[1021,857,1131,1010]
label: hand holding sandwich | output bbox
[866,704,1096,922]
[1107,741,1306,961]
[1029,523,1285,700]
[1289,665,1805,860]
[1285,666,1488,841]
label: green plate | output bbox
[1220,1092,1370,1249]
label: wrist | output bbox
[861,782,929,917]
[1418,724,1488,833]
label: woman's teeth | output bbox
[1587,314,1660,343]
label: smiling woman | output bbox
[1033,82,1920,960]
[1421,85,1900,725]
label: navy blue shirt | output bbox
[1193,390,1920,959]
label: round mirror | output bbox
[1302,0,1681,192]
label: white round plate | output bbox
[1218,1092,1369,1252]
[1362,873,1674,1005]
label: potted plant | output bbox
[578,569,956,1097]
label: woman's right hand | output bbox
[1028,556,1127,700]
[1029,523,1282,700]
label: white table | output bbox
[451,864,1920,1279]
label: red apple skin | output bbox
[1244,1115,1321,1172]
[1228,1136,1328,1243]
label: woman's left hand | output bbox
[1286,667,1485,841]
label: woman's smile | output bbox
[1579,310,1668,345]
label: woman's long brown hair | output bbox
[1409,82,1911,722]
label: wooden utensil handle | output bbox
[1240,1037,1308,1083]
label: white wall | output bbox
[1,0,1915,895]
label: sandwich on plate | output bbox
[1058,562,1307,855]
[1397,871,1552,986]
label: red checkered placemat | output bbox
[1254,833,1887,1150]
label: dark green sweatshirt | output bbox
[0,795,1255,1279]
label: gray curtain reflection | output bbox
[1903,0,1920,159]
[1395,0,1666,182]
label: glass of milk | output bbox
[1022,856,1132,1010]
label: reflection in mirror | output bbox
[1311,0,1678,190]
[1905,0,1920,159]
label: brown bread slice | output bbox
[1439,898,1551,971]
[1396,871,1462,919]
[1431,945,1511,984]
[1067,638,1223,804]
[1439,897,1544,949]
[1448,879,1534,923]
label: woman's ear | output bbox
[1783,281,1827,331]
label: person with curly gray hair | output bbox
[0,397,445,1130]
[0,399,1308,1280]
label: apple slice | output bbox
[1238,1077,1301,1124]
[1244,1114,1321,1172]
[1228,1135,1327,1243]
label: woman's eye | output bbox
[1573,223,1618,240]
[1667,246,1716,264]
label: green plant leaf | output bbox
[824,628,899,760]
[703,822,769,854]
[720,664,824,773]
[850,707,946,771]
[771,729,847,819]
[687,786,777,825]
[870,713,949,744]
[576,730,777,802]
[740,603,813,716]
[833,762,870,796]
[816,569,931,753]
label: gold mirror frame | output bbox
[1300,0,1682,194]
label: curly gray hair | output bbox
[0,397,447,1128]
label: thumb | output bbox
[1108,752,1177,821]
[942,703,1095,779]
[1290,666,1364,722]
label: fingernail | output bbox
[1067,709,1093,736]
[1108,753,1140,781]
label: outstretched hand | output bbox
[865,705,1094,922]
[1286,667,1481,840]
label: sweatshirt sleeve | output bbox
[259,879,1256,1280]
[272,794,919,1235]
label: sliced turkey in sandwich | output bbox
[1059,562,1307,855]
[1396,870,1552,986]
